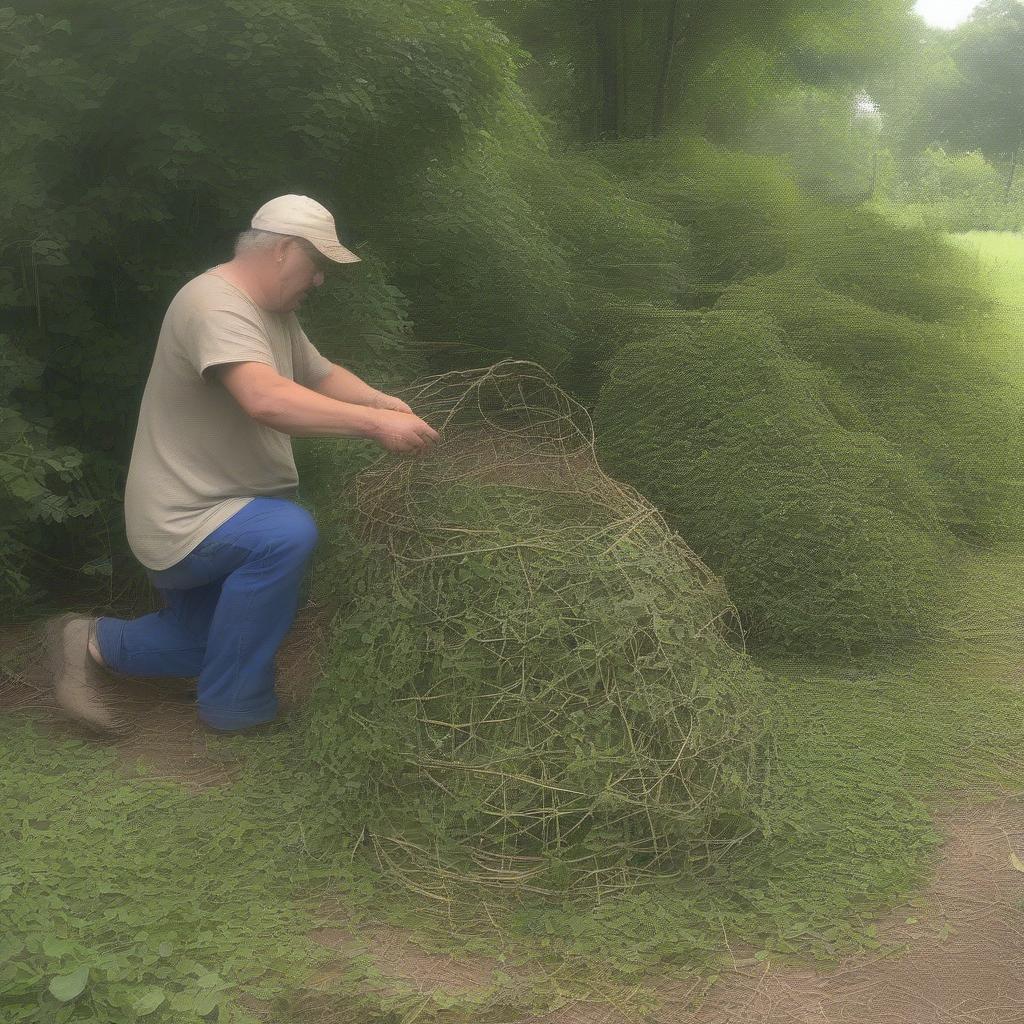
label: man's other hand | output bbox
[372,408,440,455]
[373,392,415,415]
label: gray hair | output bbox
[233,229,325,265]
[234,228,290,257]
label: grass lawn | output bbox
[947,230,1024,386]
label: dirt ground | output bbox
[3,604,1024,1023]
[0,599,328,793]
[296,792,1024,1024]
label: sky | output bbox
[913,0,982,28]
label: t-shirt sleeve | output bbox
[293,325,335,389]
[186,305,278,383]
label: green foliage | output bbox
[715,268,1024,544]
[592,136,818,305]
[592,135,991,321]
[919,0,1024,166]
[791,203,991,321]
[0,0,517,604]
[486,0,916,142]
[340,94,697,401]
[0,716,380,1024]
[945,230,1024,395]
[0,335,100,616]
[579,135,1022,655]
[592,313,959,656]
[296,249,424,393]
[4,0,704,605]
[879,146,1024,232]
[7,539,1024,1020]
[742,85,887,202]
[500,132,694,405]
[506,647,1024,969]
[368,96,578,375]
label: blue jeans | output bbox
[95,496,319,730]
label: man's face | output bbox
[267,238,328,312]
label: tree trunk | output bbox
[651,0,679,135]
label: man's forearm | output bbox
[310,363,382,408]
[255,376,381,439]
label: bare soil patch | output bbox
[295,790,1024,1024]
[0,599,330,792]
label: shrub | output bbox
[1,0,516,600]
[368,102,579,376]
[715,269,1024,543]
[590,135,820,303]
[789,204,991,322]
[881,146,1024,233]
[592,313,958,656]
[0,336,99,616]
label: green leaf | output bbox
[42,937,74,958]
[133,988,166,1015]
[194,990,220,1015]
[48,965,89,1001]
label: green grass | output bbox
[5,547,1024,1022]
[946,231,1024,387]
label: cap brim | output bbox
[308,236,361,264]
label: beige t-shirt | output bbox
[123,269,335,571]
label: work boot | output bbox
[44,612,128,735]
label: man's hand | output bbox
[371,408,441,455]
[373,392,415,415]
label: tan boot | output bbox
[44,612,128,735]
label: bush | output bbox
[592,313,958,656]
[715,269,1024,543]
[790,203,991,322]
[368,97,696,406]
[506,135,694,407]
[0,337,99,617]
[0,0,517,600]
[368,97,579,376]
[593,136,817,304]
[587,136,992,326]
[881,146,1024,232]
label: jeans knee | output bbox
[277,504,319,559]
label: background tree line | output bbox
[4,0,1023,658]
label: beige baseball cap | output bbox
[250,194,361,264]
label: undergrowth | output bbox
[4,606,1024,1022]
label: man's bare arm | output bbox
[308,363,384,408]
[215,362,380,438]
[213,361,441,453]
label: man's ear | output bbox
[272,237,292,264]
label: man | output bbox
[44,194,440,736]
